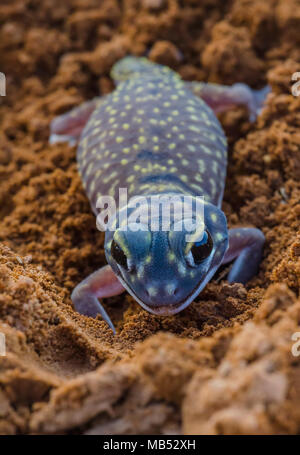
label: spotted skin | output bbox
[78,63,227,210]
[50,57,266,333]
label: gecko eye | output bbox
[186,231,213,266]
[111,239,129,271]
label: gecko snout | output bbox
[139,280,192,315]
[145,281,178,299]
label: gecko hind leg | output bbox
[222,227,265,284]
[49,96,103,146]
[186,81,270,122]
[71,265,125,334]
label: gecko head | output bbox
[104,196,228,315]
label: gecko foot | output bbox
[71,265,125,334]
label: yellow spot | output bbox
[168,143,176,150]
[189,125,201,133]
[145,255,152,264]
[202,145,212,155]
[178,263,186,276]
[139,136,146,144]
[198,160,205,172]
[153,164,167,171]
[86,163,93,175]
[210,178,216,190]
[122,124,130,130]
[137,266,144,279]
[166,283,176,295]
[168,252,176,262]
[121,159,128,165]
[148,286,157,297]
[103,171,118,183]
[211,213,217,222]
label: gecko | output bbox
[50,57,268,333]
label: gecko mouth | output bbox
[118,273,203,316]
[141,285,201,316]
[144,302,185,316]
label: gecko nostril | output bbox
[146,286,158,298]
[165,283,178,296]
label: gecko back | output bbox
[77,57,227,214]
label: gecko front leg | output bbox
[186,81,270,121]
[222,227,265,284]
[71,265,125,334]
[49,97,104,146]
